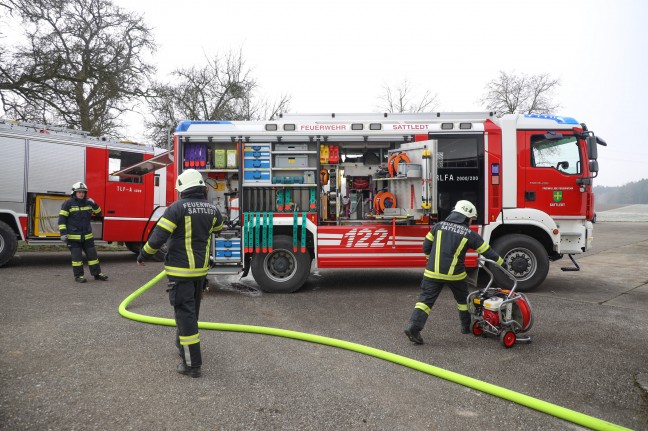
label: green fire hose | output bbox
[119,270,631,431]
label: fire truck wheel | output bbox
[125,241,167,262]
[500,330,516,348]
[0,220,18,268]
[492,234,549,292]
[125,242,142,254]
[251,235,312,293]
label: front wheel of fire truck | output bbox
[492,234,549,292]
[0,220,18,268]
[251,235,312,293]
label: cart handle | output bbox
[477,257,519,297]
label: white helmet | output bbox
[71,182,88,193]
[176,169,205,192]
[453,200,477,218]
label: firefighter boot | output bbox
[459,310,471,334]
[176,362,201,378]
[75,276,87,283]
[94,273,108,281]
[405,308,429,345]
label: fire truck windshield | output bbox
[530,135,582,175]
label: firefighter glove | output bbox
[60,234,68,243]
[136,253,145,264]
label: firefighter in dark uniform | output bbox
[58,182,109,283]
[405,200,504,344]
[137,169,223,378]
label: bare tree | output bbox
[480,71,560,116]
[377,80,439,113]
[0,0,156,137]
[146,49,290,148]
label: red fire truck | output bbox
[0,119,171,267]
[170,112,604,293]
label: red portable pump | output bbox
[468,258,533,348]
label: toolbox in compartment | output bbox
[275,155,309,168]
[244,144,270,153]
[275,143,308,151]
[244,170,271,183]
[244,158,271,169]
[214,238,241,261]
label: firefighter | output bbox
[137,169,223,378]
[58,182,109,283]
[405,200,504,344]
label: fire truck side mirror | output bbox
[589,159,599,173]
[586,135,598,160]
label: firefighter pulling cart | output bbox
[468,257,534,348]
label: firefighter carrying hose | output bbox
[58,182,109,283]
[405,200,504,344]
[137,169,223,378]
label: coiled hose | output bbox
[119,271,630,431]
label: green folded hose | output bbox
[119,271,630,431]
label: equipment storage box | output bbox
[244,158,270,169]
[244,170,271,183]
[275,155,308,168]
[275,143,308,151]
[214,149,226,169]
[226,149,237,168]
[214,238,241,262]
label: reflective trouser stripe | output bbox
[457,303,468,311]
[415,302,431,315]
[179,333,200,346]
[88,259,99,266]
[72,261,83,267]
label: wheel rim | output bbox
[502,247,537,282]
[503,331,516,347]
[263,249,297,282]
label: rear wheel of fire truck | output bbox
[251,235,311,293]
[500,330,516,348]
[470,321,484,337]
[0,220,18,267]
[492,234,549,292]
[125,241,167,262]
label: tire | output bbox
[251,235,311,293]
[126,241,167,262]
[500,330,516,348]
[0,220,18,268]
[492,234,549,292]
[125,242,142,254]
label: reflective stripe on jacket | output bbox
[423,213,503,281]
[58,197,101,240]
[142,192,223,279]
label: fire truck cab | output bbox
[173,112,603,293]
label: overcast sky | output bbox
[16,0,648,186]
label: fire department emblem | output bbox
[553,190,563,202]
